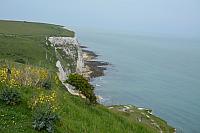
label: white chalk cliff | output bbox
[48,36,85,96]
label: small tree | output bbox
[66,74,97,104]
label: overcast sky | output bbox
[0,0,200,38]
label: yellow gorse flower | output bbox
[0,62,61,114]
[0,64,49,88]
[28,91,58,112]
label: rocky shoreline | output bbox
[81,46,109,79]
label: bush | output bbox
[66,73,97,104]
[32,106,59,133]
[42,80,52,90]
[14,58,26,64]
[0,88,21,105]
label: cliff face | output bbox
[48,36,85,96]
[48,37,84,74]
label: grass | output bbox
[0,20,174,133]
[0,20,74,69]
[0,35,57,70]
[0,80,157,133]
[0,20,74,37]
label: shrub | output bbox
[28,91,58,111]
[0,64,49,88]
[32,106,59,133]
[66,73,97,104]
[42,80,52,90]
[14,58,26,64]
[0,87,21,105]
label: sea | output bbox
[76,29,200,133]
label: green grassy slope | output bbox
[0,35,57,69]
[0,75,156,133]
[0,20,173,133]
[0,20,74,37]
[0,20,74,69]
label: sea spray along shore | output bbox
[0,20,174,133]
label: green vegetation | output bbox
[0,62,156,133]
[32,106,59,133]
[0,32,57,69]
[0,20,74,37]
[0,20,74,69]
[0,86,21,105]
[0,20,174,133]
[66,74,97,104]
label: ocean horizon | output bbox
[76,29,200,133]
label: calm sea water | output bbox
[76,29,200,133]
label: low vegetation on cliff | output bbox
[66,73,97,104]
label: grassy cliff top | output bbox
[0,20,74,68]
[0,20,74,37]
